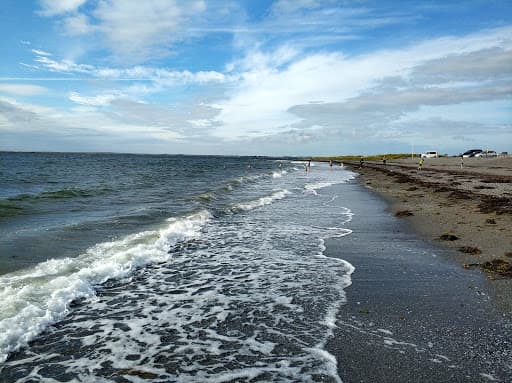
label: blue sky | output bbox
[1,0,511,156]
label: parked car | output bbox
[462,149,483,158]
[421,151,438,158]
[474,150,498,158]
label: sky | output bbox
[0,0,511,156]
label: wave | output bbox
[231,189,291,212]
[195,192,218,202]
[305,181,335,194]
[0,210,211,364]
[272,170,288,178]
[0,187,115,218]
[0,202,24,218]
[304,172,356,195]
[6,188,105,202]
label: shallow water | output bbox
[0,153,357,381]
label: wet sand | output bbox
[345,157,512,313]
[325,179,512,382]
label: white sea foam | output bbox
[233,189,291,212]
[0,210,211,364]
[272,170,288,178]
[305,181,334,193]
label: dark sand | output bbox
[345,157,512,313]
[325,172,511,382]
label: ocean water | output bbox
[0,153,356,382]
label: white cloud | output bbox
[31,49,52,56]
[0,96,189,148]
[211,26,512,140]
[29,50,229,86]
[34,55,94,73]
[0,84,48,96]
[38,0,86,16]
[58,0,207,62]
[63,13,93,35]
[68,92,120,106]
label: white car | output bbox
[421,151,438,158]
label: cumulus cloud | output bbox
[13,6,512,154]
[0,96,208,153]
[38,0,86,16]
[105,99,221,135]
[409,48,512,83]
[63,13,93,35]
[211,26,512,143]
[93,0,206,58]
[46,0,207,62]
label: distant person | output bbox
[308,160,311,171]
[418,158,423,171]
[359,157,364,168]
[382,156,387,166]
[329,160,333,170]
[339,161,344,168]
[460,155,464,169]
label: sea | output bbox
[0,152,356,382]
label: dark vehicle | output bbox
[462,149,483,158]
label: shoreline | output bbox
[324,177,512,382]
[344,157,512,315]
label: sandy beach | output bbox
[345,156,512,313]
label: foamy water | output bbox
[0,210,211,363]
[1,159,357,382]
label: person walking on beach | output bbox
[418,158,423,171]
[460,155,464,169]
[359,157,364,168]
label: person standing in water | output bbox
[329,160,333,170]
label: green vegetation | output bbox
[311,153,411,161]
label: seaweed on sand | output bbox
[448,190,472,200]
[395,210,414,217]
[478,196,512,215]
[480,259,512,277]
[440,233,459,241]
[458,246,482,254]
